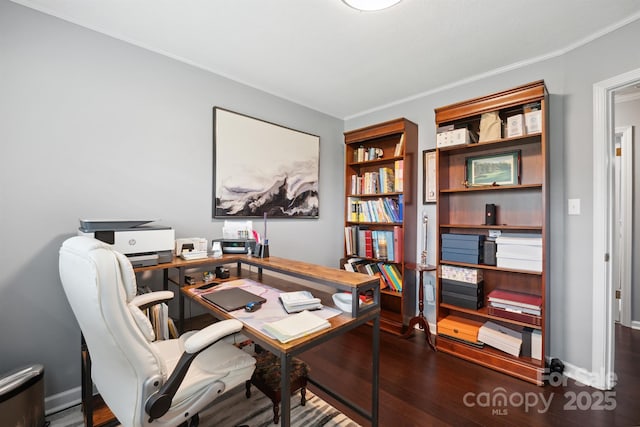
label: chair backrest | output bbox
[59,236,165,426]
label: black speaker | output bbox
[485,203,496,225]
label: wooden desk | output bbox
[83,255,380,427]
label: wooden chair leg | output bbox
[300,387,306,406]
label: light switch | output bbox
[568,198,581,215]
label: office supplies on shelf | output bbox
[255,213,270,258]
[202,288,267,312]
[78,218,174,267]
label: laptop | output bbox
[202,287,266,312]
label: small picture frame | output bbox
[423,149,437,203]
[465,151,520,187]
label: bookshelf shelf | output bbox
[343,118,419,335]
[435,81,548,385]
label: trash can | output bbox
[0,364,45,427]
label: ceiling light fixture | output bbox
[342,0,402,11]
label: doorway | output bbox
[592,68,640,391]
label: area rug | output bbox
[46,385,361,427]
[200,385,360,427]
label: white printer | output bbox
[78,219,175,267]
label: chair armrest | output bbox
[131,291,174,311]
[145,318,245,420]
[183,319,244,354]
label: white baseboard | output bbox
[45,386,81,415]
[631,320,640,330]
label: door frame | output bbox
[592,68,640,390]
[614,125,633,328]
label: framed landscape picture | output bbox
[465,150,520,187]
[213,108,320,218]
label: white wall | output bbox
[0,0,344,407]
[345,19,640,376]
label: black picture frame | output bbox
[213,108,320,218]
[465,150,521,187]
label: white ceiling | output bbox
[11,0,640,119]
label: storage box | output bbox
[524,110,542,134]
[442,248,483,264]
[441,233,484,249]
[441,278,483,309]
[437,315,483,344]
[436,128,470,148]
[442,279,483,296]
[440,265,483,284]
[496,254,542,272]
[478,321,522,357]
[506,114,524,137]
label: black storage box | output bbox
[441,279,484,309]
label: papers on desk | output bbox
[263,310,331,343]
[279,291,322,313]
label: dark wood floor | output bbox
[296,323,640,427]
[186,315,639,426]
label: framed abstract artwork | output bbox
[213,108,320,218]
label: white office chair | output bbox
[58,236,256,427]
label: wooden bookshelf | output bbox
[434,81,549,385]
[343,118,419,335]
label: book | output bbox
[263,310,331,343]
[279,293,323,314]
[487,289,542,311]
[393,134,405,156]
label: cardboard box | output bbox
[524,110,542,134]
[436,128,470,148]
[506,114,524,138]
[440,265,483,284]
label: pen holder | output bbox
[255,243,270,258]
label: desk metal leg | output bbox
[81,334,94,427]
[280,353,291,427]
[372,315,380,427]
[178,267,185,333]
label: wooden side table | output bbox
[402,263,436,351]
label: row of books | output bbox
[353,145,384,163]
[343,258,404,292]
[347,196,403,223]
[349,160,403,195]
[349,167,393,195]
[344,226,403,262]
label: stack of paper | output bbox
[478,321,522,357]
[263,310,331,343]
[279,291,322,313]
